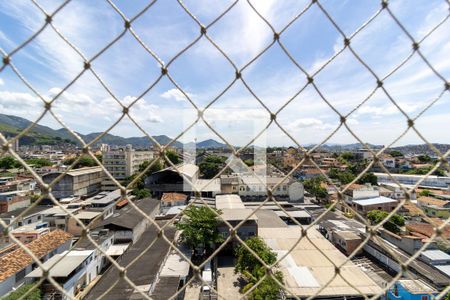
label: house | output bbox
[387,279,437,300]
[74,229,114,274]
[41,205,81,231]
[94,198,159,244]
[83,189,124,219]
[350,196,398,215]
[0,206,48,231]
[417,196,450,218]
[220,174,304,202]
[332,231,362,256]
[9,222,50,244]
[160,192,187,208]
[26,250,97,299]
[380,182,417,200]
[0,230,73,297]
[0,191,30,213]
[42,166,104,200]
[67,211,101,236]
[344,183,380,200]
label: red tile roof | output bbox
[161,193,187,203]
[0,230,73,282]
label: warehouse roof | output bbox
[215,194,245,209]
[259,227,381,297]
[352,196,397,206]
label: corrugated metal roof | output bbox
[352,196,397,206]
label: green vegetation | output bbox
[401,166,445,176]
[25,158,53,167]
[164,149,181,165]
[198,155,227,179]
[419,189,431,197]
[63,155,98,168]
[0,156,21,169]
[367,210,405,234]
[125,159,163,199]
[235,237,284,299]
[328,168,355,185]
[388,150,404,157]
[175,206,223,252]
[417,154,433,163]
[303,177,328,199]
[2,284,41,300]
[244,159,254,167]
[357,172,378,185]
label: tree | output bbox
[131,188,150,199]
[388,150,404,157]
[417,154,432,163]
[63,155,97,168]
[176,206,223,252]
[235,237,284,299]
[367,210,404,233]
[3,284,41,300]
[328,168,355,185]
[340,152,354,161]
[164,149,181,165]
[303,177,328,199]
[25,158,53,167]
[199,155,227,179]
[358,172,378,185]
[0,156,21,169]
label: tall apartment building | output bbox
[101,145,153,191]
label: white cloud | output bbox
[0,78,4,86]
[204,108,268,121]
[288,118,335,131]
[160,89,193,102]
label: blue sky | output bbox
[0,0,449,147]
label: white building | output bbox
[26,250,98,299]
[102,145,153,191]
[375,172,450,190]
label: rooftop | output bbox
[352,196,398,206]
[0,230,73,282]
[215,194,245,210]
[84,222,176,300]
[84,189,122,205]
[161,192,187,203]
[74,211,101,220]
[420,249,450,262]
[418,196,449,208]
[27,250,93,278]
[220,208,257,222]
[96,198,159,230]
[254,210,288,228]
[259,227,381,297]
[0,205,48,219]
[398,279,437,294]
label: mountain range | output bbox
[0,113,224,148]
[0,113,448,154]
